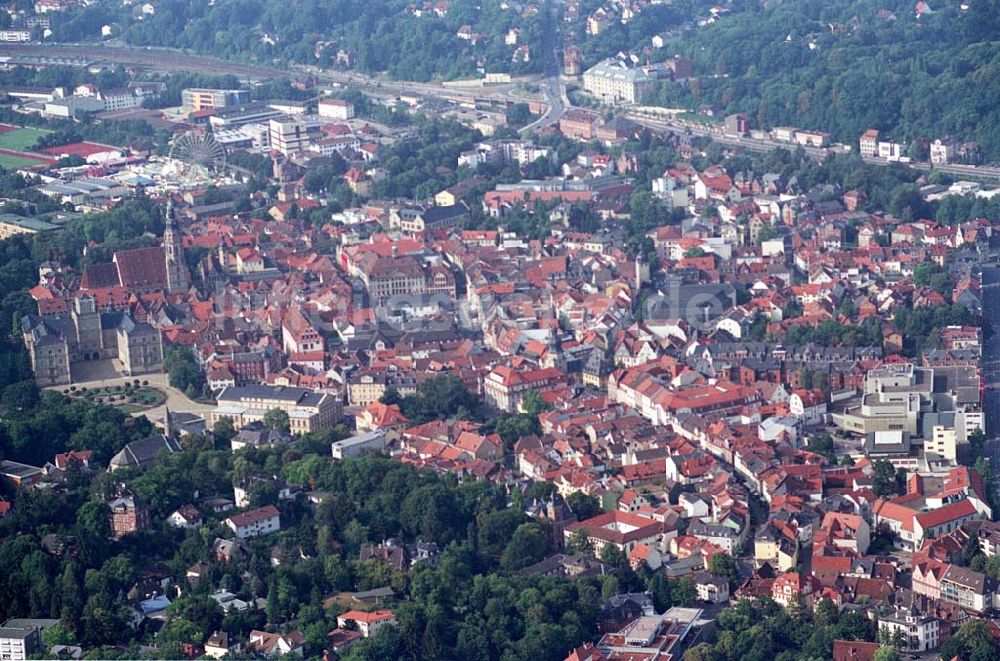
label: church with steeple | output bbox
[164,201,190,294]
[78,201,191,295]
[21,201,183,385]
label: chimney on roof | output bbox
[391,244,398,258]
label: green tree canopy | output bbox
[262,408,291,434]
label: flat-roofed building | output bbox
[36,177,127,207]
[268,116,311,155]
[0,619,59,661]
[331,429,398,460]
[593,611,699,660]
[182,88,250,112]
[208,102,283,129]
[863,430,919,470]
[0,460,45,490]
[0,30,31,42]
[267,99,309,115]
[0,215,61,240]
[42,96,106,118]
[833,363,932,437]
[318,97,355,120]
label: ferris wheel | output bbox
[167,130,227,181]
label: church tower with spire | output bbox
[162,406,174,438]
[163,201,190,294]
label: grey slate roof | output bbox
[108,434,181,470]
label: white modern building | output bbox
[930,139,954,164]
[268,116,311,155]
[0,30,31,42]
[0,619,59,661]
[318,98,356,120]
[331,429,397,460]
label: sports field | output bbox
[0,152,48,169]
[0,126,50,151]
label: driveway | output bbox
[47,360,216,424]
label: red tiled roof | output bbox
[81,261,120,289]
[227,505,279,527]
[873,499,915,532]
[832,639,879,661]
[915,498,977,529]
[54,450,92,468]
[564,510,663,546]
[338,609,395,624]
[114,246,167,289]
[811,555,852,573]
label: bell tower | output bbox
[164,201,190,294]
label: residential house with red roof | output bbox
[789,388,826,426]
[564,510,665,555]
[832,639,879,661]
[355,401,410,433]
[225,505,280,540]
[483,365,566,412]
[771,571,819,608]
[817,512,870,555]
[335,610,396,638]
[247,630,304,657]
[873,495,980,551]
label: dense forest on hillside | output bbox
[45,0,1000,158]
[632,0,1000,160]
[50,0,551,81]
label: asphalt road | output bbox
[519,1,566,135]
[982,265,1000,438]
[519,75,564,135]
[625,112,1000,183]
[624,109,847,159]
[0,43,287,79]
[906,159,1000,182]
[978,260,1000,510]
[0,43,518,109]
[6,43,1000,182]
